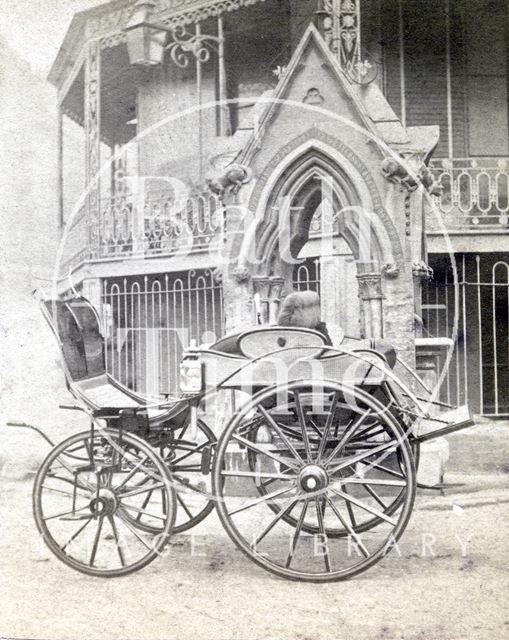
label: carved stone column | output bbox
[252,276,271,325]
[356,271,383,338]
[268,277,285,324]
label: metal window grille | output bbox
[293,259,321,294]
[101,269,224,395]
[423,254,509,416]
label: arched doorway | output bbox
[256,151,384,340]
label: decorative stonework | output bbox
[303,88,324,105]
[232,265,251,283]
[381,157,442,196]
[382,263,400,279]
[247,127,405,266]
[412,262,434,282]
[206,164,252,197]
[357,273,383,301]
[212,267,223,284]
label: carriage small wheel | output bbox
[212,380,416,582]
[33,429,177,577]
[121,418,217,535]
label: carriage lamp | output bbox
[125,1,167,66]
[180,351,204,395]
[125,0,224,68]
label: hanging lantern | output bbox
[125,1,167,66]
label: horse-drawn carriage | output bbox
[26,292,474,582]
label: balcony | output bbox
[60,191,224,272]
[429,158,509,229]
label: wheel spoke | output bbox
[307,418,323,439]
[327,440,398,475]
[360,483,388,510]
[232,434,300,471]
[176,492,194,520]
[325,497,369,558]
[351,426,386,442]
[315,498,331,572]
[341,477,406,487]
[120,504,167,522]
[116,512,153,550]
[171,442,209,466]
[285,500,309,568]
[227,486,295,516]
[53,457,96,492]
[323,408,373,466]
[358,460,406,480]
[316,391,339,461]
[258,405,305,464]
[250,496,299,549]
[292,391,312,461]
[173,475,210,497]
[114,454,149,491]
[118,482,165,499]
[43,505,90,521]
[89,516,105,566]
[221,470,296,480]
[108,516,126,567]
[329,486,397,526]
[61,517,93,552]
[41,484,90,499]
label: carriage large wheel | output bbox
[246,405,419,538]
[124,418,216,535]
[213,380,416,582]
[33,429,176,577]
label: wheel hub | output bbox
[299,465,329,493]
[89,488,119,517]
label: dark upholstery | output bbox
[43,298,106,382]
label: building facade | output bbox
[49,0,509,415]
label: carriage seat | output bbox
[211,326,326,358]
[38,295,189,427]
[211,327,397,368]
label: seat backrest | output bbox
[41,297,106,382]
[238,326,326,360]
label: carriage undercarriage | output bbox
[23,294,474,582]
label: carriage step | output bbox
[415,405,475,442]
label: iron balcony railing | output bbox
[60,190,224,272]
[429,157,509,227]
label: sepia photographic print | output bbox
[0,1,508,639]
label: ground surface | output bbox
[0,472,508,640]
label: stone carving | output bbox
[412,261,434,282]
[212,267,223,284]
[381,157,442,195]
[382,263,400,279]
[246,127,405,266]
[206,163,252,196]
[269,277,285,300]
[357,273,383,300]
[232,265,251,283]
[303,88,324,105]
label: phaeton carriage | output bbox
[22,292,474,582]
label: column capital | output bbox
[357,272,383,301]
